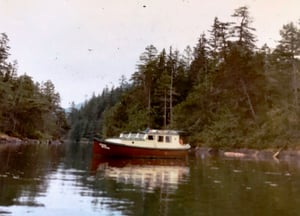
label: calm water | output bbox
[0,143,300,216]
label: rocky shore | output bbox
[0,134,62,145]
[0,134,23,144]
[193,147,300,161]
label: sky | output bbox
[1,0,300,108]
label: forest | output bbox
[0,33,68,140]
[68,6,300,149]
[2,6,300,149]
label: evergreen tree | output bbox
[208,17,232,64]
[0,33,68,140]
[277,22,300,107]
[231,6,256,50]
[189,34,209,87]
[132,45,158,127]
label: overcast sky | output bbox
[1,0,300,107]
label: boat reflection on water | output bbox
[91,158,190,193]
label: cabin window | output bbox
[158,136,164,142]
[138,134,145,139]
[148,135,155,140]
[165,136,171,143]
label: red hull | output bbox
[93,139,189,159]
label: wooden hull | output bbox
[93,139,189,159]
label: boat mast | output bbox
[169,51,174,128]
[164,89,167,129]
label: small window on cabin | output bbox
[148,135,154,140]
[158,136,164,142]
[165,136,171,143]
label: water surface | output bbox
[0,143,300,215]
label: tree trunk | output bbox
[292,59,298,108]
[240,78,256,121]
[148,88,151,127]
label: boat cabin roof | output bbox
[119,129,184,140]
[147,129,183,135]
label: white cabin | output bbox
[105,129,190,150]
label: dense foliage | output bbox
[69,7,300,148]
[67,85,126,142]
[0,33,68,140]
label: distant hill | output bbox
[64,102,84,113]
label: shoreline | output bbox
[193,147,300,161]
[0,134,62,145]
[2,133,300,161]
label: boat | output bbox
[93,129,191,158]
